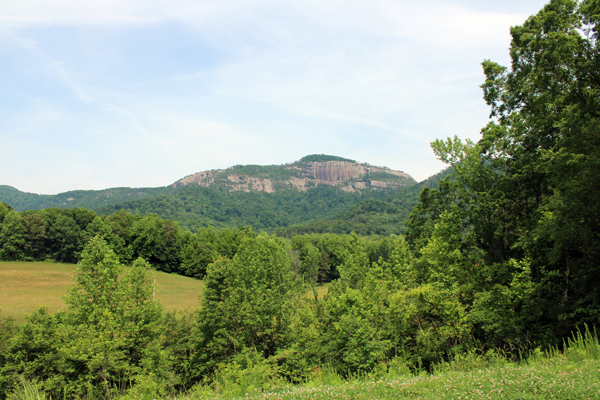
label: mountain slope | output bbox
[0,185,167,211]
[96,184,392,232]
[276,167,454,236]
[0,155,432,233]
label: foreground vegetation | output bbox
[187,339,600,400]
[8,326,600,399]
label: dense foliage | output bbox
[1,183,415,234]
[278,167,453,236]
[0,202,400,283]
[0,185,167,212]
[405,0,600,346]
[96,185,392,232]
[0,1,599,398]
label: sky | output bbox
[0,0,550,195]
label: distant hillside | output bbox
[276,167,454,236]
[0,185,167,211]
[0,155,425,233]
[96,184,392,232]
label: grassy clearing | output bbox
[0,261,203,320]
[0,261,326,322]
[302,283,329,300]
[315,283,329,299]
[194,358,599,399]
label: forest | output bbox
[0,0,599,398]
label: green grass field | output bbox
[0,261,329,321]
[0,261,204,320]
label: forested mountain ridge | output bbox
[1,155,422,232]
[1,154,415,211]
[277,166,454,236]
[0,185,168,212]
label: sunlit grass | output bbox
[0,261,328,322]
[301,283,329,300]
[0,261,203,320]
[182,356,600,400]
[315,283,329,299]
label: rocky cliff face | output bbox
[296,161,410,182]
[172,159,415,193]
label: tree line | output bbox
[0,202,398,282]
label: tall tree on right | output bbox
[407,0,600,347]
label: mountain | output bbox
[173,154,415,193]
[0,155,440,233]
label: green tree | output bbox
[212,226,255,260]
[409,0,600,347]
[82,216,113,245]
[0,202,12,224]
[104,210,140,264]
[62,236,128,396]
[48,214,82,263]
[290,235,321,284]
[130,214,183,273]
[195,233,297,379]
[0,211,25,261]
[120,258,167,389]
[179,232,214,278]
[62,237,164,396]
[21,212,48,261]
[0,308,67,396]
[477,0,600,341]
[333,232,369,292]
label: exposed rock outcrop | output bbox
[172,158,415,193]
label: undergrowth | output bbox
[8,326,600,400]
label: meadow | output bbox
[0,261,330,321]
[0,261,204,320]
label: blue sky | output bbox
[1,0,549,194]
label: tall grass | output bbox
[7,379,47,400]
[563,324,600,362]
